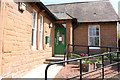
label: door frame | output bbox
[54,23,66,56]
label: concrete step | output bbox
[44,61,65,65]
[44,57,65,65]
[46,57,64,61]
[44,61,55,64]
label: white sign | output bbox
[59,37,62,41]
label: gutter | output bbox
[78,20,119,23]
[72,19,78,51]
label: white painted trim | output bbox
[88,25,100,49]
[39,14,43,50]
[32,9,38,50]
[89,47,100,49]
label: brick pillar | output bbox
[66,20,73,53]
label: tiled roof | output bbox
[46,1,119,22]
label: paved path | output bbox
[22,64,63,78]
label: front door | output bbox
[54,23,66,55]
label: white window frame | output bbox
[39,14,43,50]
[88,25,100,49]
[32,9,38,50]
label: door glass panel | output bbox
[62,24,66,28]
[62,31,64,45]
[57,30,59,45]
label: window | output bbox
[32,10,37,50]
[88,25,100,49]
[39,15,43,50]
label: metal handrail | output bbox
[45,51,120,80]
[64,44,120,62]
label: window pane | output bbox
[96,27,99,30]
[32,29,34,45]
[33,12,36,28]
[95,37,99,46]
[96,30,99,36]
[40,15,43,24]
[89,30,92,36]
[93,29,96,36]
[93,27,96,36]
[40,15,43,31]
[89,37,94,46]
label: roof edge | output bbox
[46,1,109,6]
[78,20,118,23]
[35,2,57,20]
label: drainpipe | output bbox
[72,22,78,52]
[72,27,74,51]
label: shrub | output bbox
[70,54,81,58]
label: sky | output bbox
[41,0,120,14]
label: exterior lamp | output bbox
[19,2,26,11]
[49,22,53,28]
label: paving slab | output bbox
[22,64,63,78]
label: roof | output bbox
[53,12,73,20]
[15,0,41,2]
[35,2,56,21]
[46,1,119,23]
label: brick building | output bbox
[47,1,118,54]
[0,0,119,78]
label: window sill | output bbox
[89,47,100,49]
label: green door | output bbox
[54,23,66,55]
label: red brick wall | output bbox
[0,1,4,78]
[74,22,117,54]
[2,2,54,78]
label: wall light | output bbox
[19,2,26,12]
[49,22,53,28]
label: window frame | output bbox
[39,14,43,50]
[88,25,100,49]
[32,9,38,50]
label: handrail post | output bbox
[80,59,82,80]
[45,65,50,80]
[106,48,108,52]
[64,49,66,61]
[102,55,104,80]
[67,44,69,64]
[117,52,120,73]
[110,48,112,64]
[63,48,66,66]
[88,46,89,56]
